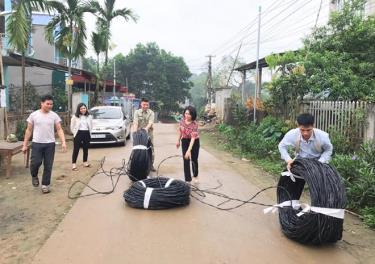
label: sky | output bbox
[85,0,330,74]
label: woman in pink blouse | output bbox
[176,106,200,184]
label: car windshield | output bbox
[91,108,122,119]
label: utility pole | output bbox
[253,6,261,123]
[206,55,215,105]
[241,71,246,103]
[113,59,116,98]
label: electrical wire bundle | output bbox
[277,158,347,245]
[123,177,191,209]
[68,157,126,199]
[127,129,153,181]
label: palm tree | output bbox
[91,30,106,105]
[44,0,96,115]
[91,0,137,65]
[6,0,47,114]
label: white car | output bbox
[90,106,131,146]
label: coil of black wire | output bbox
[123,177,191,209]
[127,129,153,181]
[277,158,347,245]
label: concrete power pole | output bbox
[253,6,261,123]
[206,55,215,105]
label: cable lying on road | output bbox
[153,156,347,245]
[123,177,191,209]
[68,157,126,199]
[127,129,153,181]
[273,158,347,245]
[70,154,346,245]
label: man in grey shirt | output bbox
[22,95,67,193]
[278,113,333,170]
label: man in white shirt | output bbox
[22,95,67,193]
[278,113,333,170]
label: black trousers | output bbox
[72,130,91,163]
[181,138,200,182]
[30,142,55,186]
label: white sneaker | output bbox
[41,185,50,194]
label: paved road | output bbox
[32,123,356,264]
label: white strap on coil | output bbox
[143,188,154,209]
[263,200,345,219]
[281,171,304,182]
[133,145,148,150]
[296,203,345,219]
[263,200,301,214]
[138,181,146,188]
[165,178,174,188]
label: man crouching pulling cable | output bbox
[278,113,333,170]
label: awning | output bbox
[6,52,95,78]
[235,50,298,72]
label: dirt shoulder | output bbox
[0,141,100,264]
[199,125,375,264]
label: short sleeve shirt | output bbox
[179,119,199,139]
[26,110,61,143]
[133,109,154,130]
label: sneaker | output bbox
[32,177,39,187]
[41,185,50,194]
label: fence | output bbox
[303,100,375,142]
[221,99,375,143]
[4,112,70,138]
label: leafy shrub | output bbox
[15,121,27,141]
[256,116,292,141]
[361,207,375,228]
[331,142,375,227]
[328,128,354,155]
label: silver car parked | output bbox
[90,106,131,146]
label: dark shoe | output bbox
[150,166,156,172]
[32,177,39,187]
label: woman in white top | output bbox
[70,103,92,170]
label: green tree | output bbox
[45,0,96,115]
[303,0,375,100]
[82,56,97,73]
[265,51,307,118]
[190,73,208,113]
[266,0,375,118]
[7,0,47,114]
[119,43,192,114]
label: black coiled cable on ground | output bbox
[127,129,153,181]
[277,158,347,245]
[123,177,191,209]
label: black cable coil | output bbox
[127,129,153,181]
[277,158,347,245]
[123,177,191,209]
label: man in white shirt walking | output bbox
[278,113,333,170]
[22,95,67,193]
